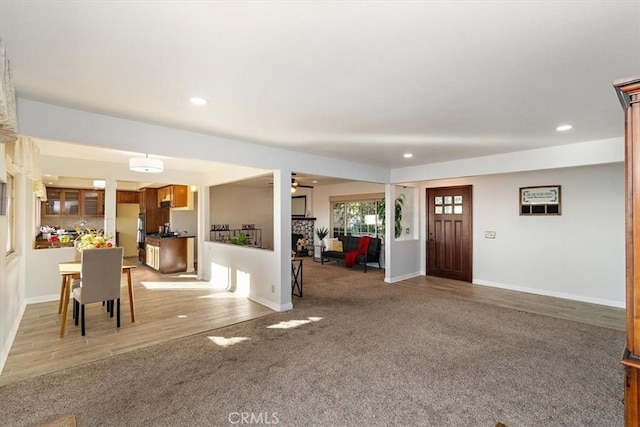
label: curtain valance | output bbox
[0,39,18,144]
[5,135,46,199]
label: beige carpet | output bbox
[1,263,625,426]
[38,414,75,427]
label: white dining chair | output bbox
[71,247,124,336]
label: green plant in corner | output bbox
[379,194,405,239]
[394,193,405,239]
[315,226,328,246]
[230,232,248,245]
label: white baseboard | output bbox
[249,295,293,312]
[0,300,27,375]
[26,294,59,305]
[473,279,625,309]
[385,271,423,283]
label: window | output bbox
[330,194,385,238]
[6,173,15,255]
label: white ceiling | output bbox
[1,1,639,169]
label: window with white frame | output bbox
[329,193,385,238]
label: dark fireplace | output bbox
[292,233,304,251]
[291,217,316,254]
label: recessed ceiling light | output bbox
[312,180,318,184]
[403,153,413,159]
[190,97,208,106]
[556,124,572,131]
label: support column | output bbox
[384,183,392,283]
[196,185,208,281]
[274,169,293,310]
[103,178,116,243]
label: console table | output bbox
[291,257,303,297]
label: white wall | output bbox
[392,138,624,183]
[386,239,422,282]
[0,255,22,374]
[1,162,28,373]
[201,170,293,312]
[417,163,625,307]
[395,185,418,240]
[209,184,274,250]
[385,184,422,282]
[24,247,77,300]
[202,242,289,311]
[292,186,313,216]
[20,99,390,185]
[170,191,198,236]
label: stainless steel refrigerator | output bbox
[137,213,145,262]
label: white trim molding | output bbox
[474,279,625,309]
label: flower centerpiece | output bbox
[296,237,307,251]
[75,228,113,250]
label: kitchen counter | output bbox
[34,240,76,249]
[145,235,195,273]
[146,233,195,239]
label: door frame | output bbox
[425,185,473,282]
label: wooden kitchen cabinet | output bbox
[63,190,80,215]
[145,236,187,273]
[116,190,140,204]
[139,188,169,234]
[45,188,79,216]
[43,187,103,217]
[157,185,188,208]
[44,188,61,215]
[157,186,170,206]
[82,190,104,216]
[145,241,160,271]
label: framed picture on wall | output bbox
[520,185,561,215]
[292,195,307,217]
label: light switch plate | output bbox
[485,231,496,239]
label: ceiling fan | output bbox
[268,174,314,192]
[290,173,314,193]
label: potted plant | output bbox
[394,194,405,239]
[378,194,405,239]
[230,232,248,245]
[315,226,328,248]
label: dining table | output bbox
[57,259,137,338]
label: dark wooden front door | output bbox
[426,186,473,282]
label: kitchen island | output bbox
[145,234,195,274]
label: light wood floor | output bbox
[0,259,275,386]
[1,259,625,386]
[398,273,625,331]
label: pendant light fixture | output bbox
[129,154,163,173]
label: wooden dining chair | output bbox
[71,247,124,336]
